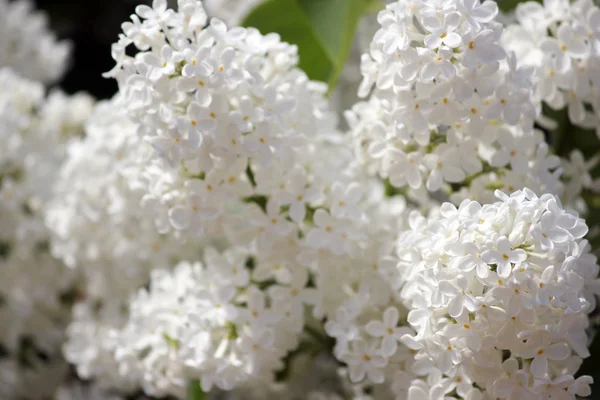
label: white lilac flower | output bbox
[102,164,411,396]
[0,68,94,399]
[110,257,305,396]
[46,97,206,392]
[0,0,71,83]
[203,0,394,120]
[396,188,599,399]
[504,0,600,129]
[346,0,562,205]
[107,0,346,240]
[75,2,419,398]
[25,1,599,399]
[561,149,600,208]
[501,0,600,208]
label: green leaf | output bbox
[242,0,366,93]
[187,379,205,400]
[496,0,540,12]
[364,0,386,14]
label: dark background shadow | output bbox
[33,0,151,99]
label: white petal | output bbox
[313,209,330,227]
[448,296,464,317]
[476,262,490,279]
[370,355,388,368]
[135,5,154,18]
[497,262,512,278]
[289,202,306,223]
[349,364,366,383]
[400,334,423,350]
[439,280,458,295]
[443,166,465,182]
[306,229,329,248]
[493,377,515,396]
[367,366,385,383]
[383,307,399,327]
[443,32,462,48]
[420,62,438,81]
[424,34,443,49]
[530,355,548,378]
[547,342,570,360]
[381,336,398,357]
[407,166,422,189]
[510,249,527,263]
[168,206,192,230]
[365,321,386,338]
[426,169,443,191]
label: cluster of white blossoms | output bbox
[108,0,344,239]
[0,0,71,83]
[44,0,600,399]
[396,189,598,399]
[200,0,391,119]
[0,4,90,394]
[67,1,415,397]
[0,67,94,399]
[503,0,600,213]
[115,257,310,398]
[504,0,600,135]
[347,0,563,204]
[104,183,410,398]
[2,0,600,399]
[45,96,209,393]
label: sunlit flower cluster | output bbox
[1,0,600,399]
[57,0,409,397]
[503,0,600,212]
[45,97,210,393]
[397,189,598,399]
[347,0,562,204]
[504,0,600,135]
[108,0,342,239]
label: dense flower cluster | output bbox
[0,68,94,399]
[108,0,343,239]
[397,189,598,398]
[504,0,600,135]
[64,0,408,397]
[347,0,562,204]
[0,0,71,83]
[45,97,207,393]
[503,0,600,212]
[1,0,600,399]
[116,258,311,397]
[103,186,409,398]
[201,0,387,119]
